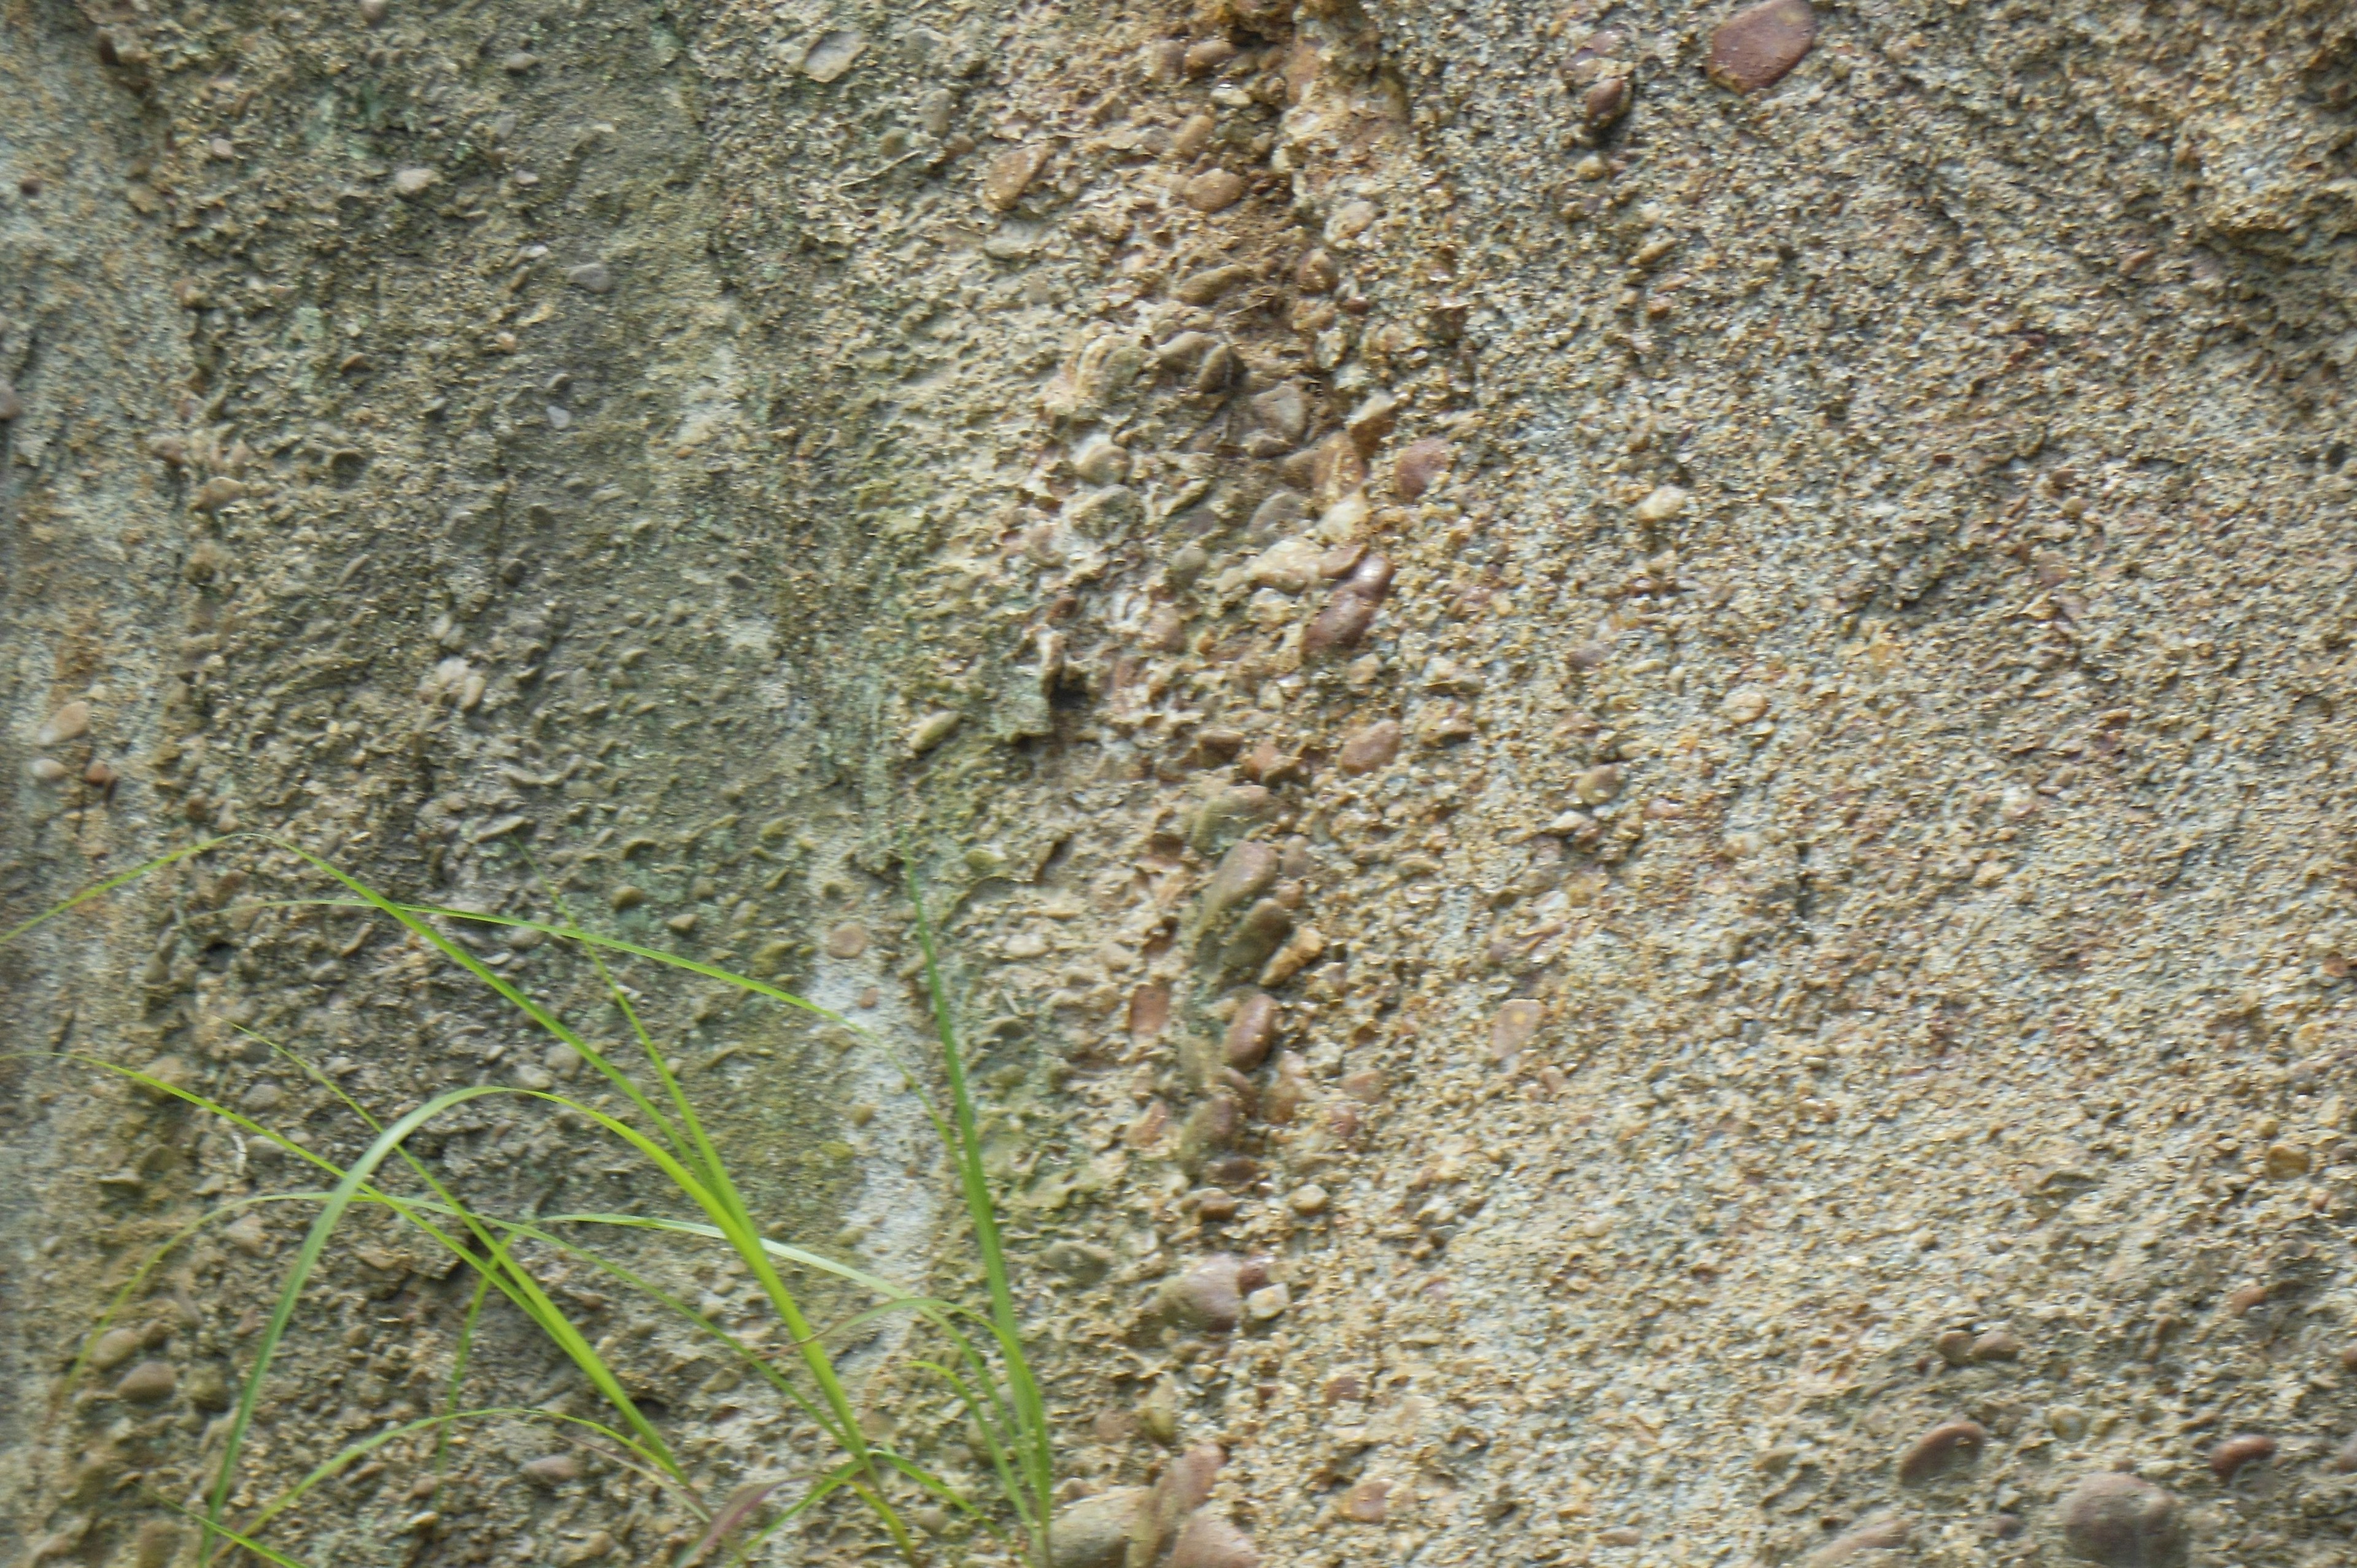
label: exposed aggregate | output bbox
[6,0,2357,1566]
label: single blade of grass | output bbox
[910,871,1055,1559]
[153,1494,313,1568]
[704,1459,864,1568]
[0,836,228,948]
[60,1191,323,1404]
[196,1083,517,1566]
[242,1405,687,1542]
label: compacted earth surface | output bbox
[7,0,2357,1564]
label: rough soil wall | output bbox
[6,0,2357,1564]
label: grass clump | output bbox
[4,835,1055,1568]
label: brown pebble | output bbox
[1183,37,1236,75]
[1394,438,1455,500]
[521,1453,582,1486]
[1336,719,1401,775]
[981,144,1047,212]
[83,759,117,787]
[609,884,646,911]
[1050,1487,1148,1568]
[1338,1479,1391,1523]
[1987,1515,2024,1540]
[1225,992,1280,1071]
[1295,249,1339,293]
[2339,1342,2357,1373]
[824,922,870,959]
[1339,1068,1387,1103]
[1166,1509,1258,1568]
[2264,1141,2310,1178]
[0,380,20,421]
[2208,1434,2276,1481]
[2059,1473,2184,1568]
[1151,1443,1223,1542]
[2225,1282,2269,1314]
[2332,1435,2357,1473]
[1897,1420,1987,1485]
[1970,1329,2023,1362]
[1598,1527,1642,1547]
[1184,169,1247,212]
[37,700,91,746]
[1161,1254,1243,1331]
[1805,1512,1910,1567]
[1129,983,1172,1040]
[1490,999,1543,1063]
[88,1326,145,1372]
[1707,0,1817,93]
[114,1361,178,1402]
[1304,553,1395,657]
[1584,75,1631,128]
[1201,841,1280,927]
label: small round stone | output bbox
[1633,484,1689,522]
[36,700,91,746]
[1970,1329,2024,1362]
[1160,1254,1243,1332]
[566,262,614,294]
[1071,434,1129,485]
[1489,999,1543,1063]
[2264,1142,2310,1178]
[1896,1420,1987,1485]
[1224,992,1280,1071]
[1584,75,1631,128]
[88,1326,145,1372]
[1338,1479,1391,1523]
[609,884,646,911]
[1337,719,1401,775]
[520,1453,582,1486]
[390,166,439,198]
[1572,764,1621,805]
[1050,1487,1147,1568]
[908,709,962,754]
[1184,169,1247,212]
[1183,37,1236,75]
[503,50,539,72]
[0,380,20,420]
[2058,1473,2185,1568]
[1288,1184,1329,1216]
[1245,1283,1290,1321]
[114,1361,178,1402]
[2208,1434,2275,1481]
[1720,686,1771,724]
[29,757,68,784]
[1394,438,1455,500]
[1706,0,1818,93]
[824,922,871,959]
[1805,1512,1909,1567]
[359,0,389,22]
[1166,1510,1259,1568]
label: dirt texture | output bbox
[7,0,2357,1564]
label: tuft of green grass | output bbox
[4,835,1056,1568]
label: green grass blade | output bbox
[197,1083,516,1566]
[703,1461,863,1568]
[908,871,1055,1558]
[257,841,692,1161]
[0,836,230,948]
[244,1405,689,1542]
